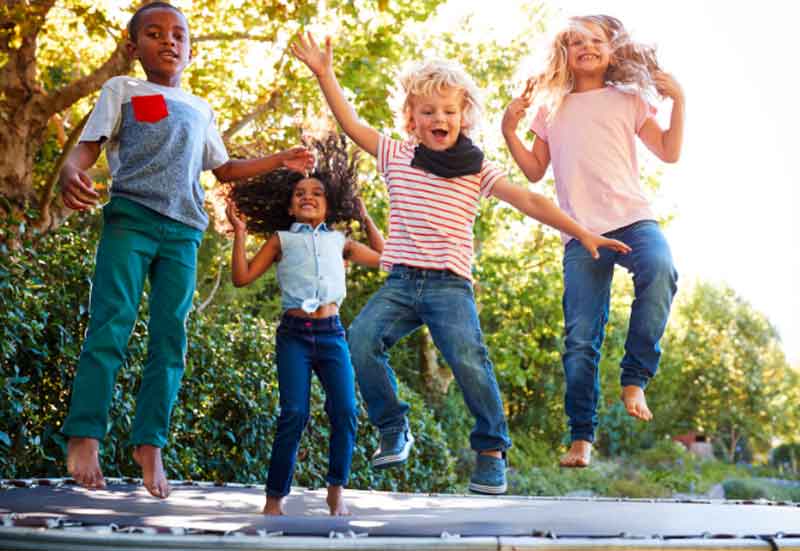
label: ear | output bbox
[125,38,137,60]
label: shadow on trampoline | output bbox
[1,478,799,550]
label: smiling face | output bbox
[408,86,465,151]
[288,177,328,227]
[127,7,191,87]
[565,22,612,80]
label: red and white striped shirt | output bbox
[377,135,504,282]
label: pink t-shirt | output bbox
[530,86,656,243]
[377,135,504,281]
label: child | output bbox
[291,33,631,494]
[502,15,684,467]
[225,134,384,516]
[58,2,314,498]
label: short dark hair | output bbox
[127,2,185,42]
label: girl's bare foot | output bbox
[132,445,170,498]
[559,440,592,468]
[326,485,350,516]
[263,495,285,515]
[622,385,653,421]
[67,437,106,490]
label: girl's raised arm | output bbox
[227,202,281,287]
[291,33,380,157]
[501,80,550,182]
[637,71,685,164]
[344,198,384,268]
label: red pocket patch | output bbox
[131,94,168,123]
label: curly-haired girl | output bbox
[502,14,685,468]
[225,134,383,516]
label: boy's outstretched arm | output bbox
[291,33,379,157]
[60,141,102,210]
[213,147,315,183]
[226,201,281,286]
[637,71,685,163]
[491,177,632,259]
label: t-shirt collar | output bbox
[289,221,330,233]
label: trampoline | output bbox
[1,478,799,550]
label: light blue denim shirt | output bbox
[276,222,346,313]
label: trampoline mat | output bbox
[1,480,799,538]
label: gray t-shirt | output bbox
[80,76,229,230]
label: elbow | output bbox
[662,151,681,164]
[526,170,546,183]
[231,274,247,288]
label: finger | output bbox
[307,31,318,50]
[589,246,599,260]
[325,36,332,58]
[77,172,100,198]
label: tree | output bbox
[0,0,444,246]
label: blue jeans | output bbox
[266,314,358,497]
[348,265,511,452]
[562,220,678,442]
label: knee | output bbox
[347,318,380,363]
[277,407,309,436]
[640,252,678,290]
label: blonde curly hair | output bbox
[532,15,659,119]
[398,59,484,139]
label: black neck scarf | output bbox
[411,134,484,178]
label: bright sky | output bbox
[439,0,799,364]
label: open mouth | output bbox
[159,51,179,61]
[431,129,448,139]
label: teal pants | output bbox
[62,197,203,448]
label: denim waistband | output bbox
[278,313,344,333]
[389,264,466,281]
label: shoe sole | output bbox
[371,434,414,469]
[468,481,508,495]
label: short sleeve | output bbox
[634,94,657,133]
[479,159,505,198]
[203,112,229,170]
[529,105,550,141]
[79,83,122,145]
[376,134,402,175]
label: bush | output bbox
[0,217,456,493]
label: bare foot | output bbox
[326,485,350,516]
[622,385,653,421]
[559,440,592,468]
[66,437,106,490]
[132,445,170,499]
[263,495,285,515]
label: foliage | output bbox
[0,215,455,492]
[723,478,800,502]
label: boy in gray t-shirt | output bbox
[59,2,313,499]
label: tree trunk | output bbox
[0,0,132,246]
[418,328,453,398]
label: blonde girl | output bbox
[502,14,685,468]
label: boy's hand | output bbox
[653,71,684,103]
[281,146,315,175]
[225,200,247,234]
[290,32,332,77]
[501,78,535,134]
[579,233,632,260]
[60,164,100,211]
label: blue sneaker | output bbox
[468,454,507,494]
[371,430,414,469]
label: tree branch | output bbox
[34,110,90,232]
[193,32,277,43]
[45,35,133,118]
